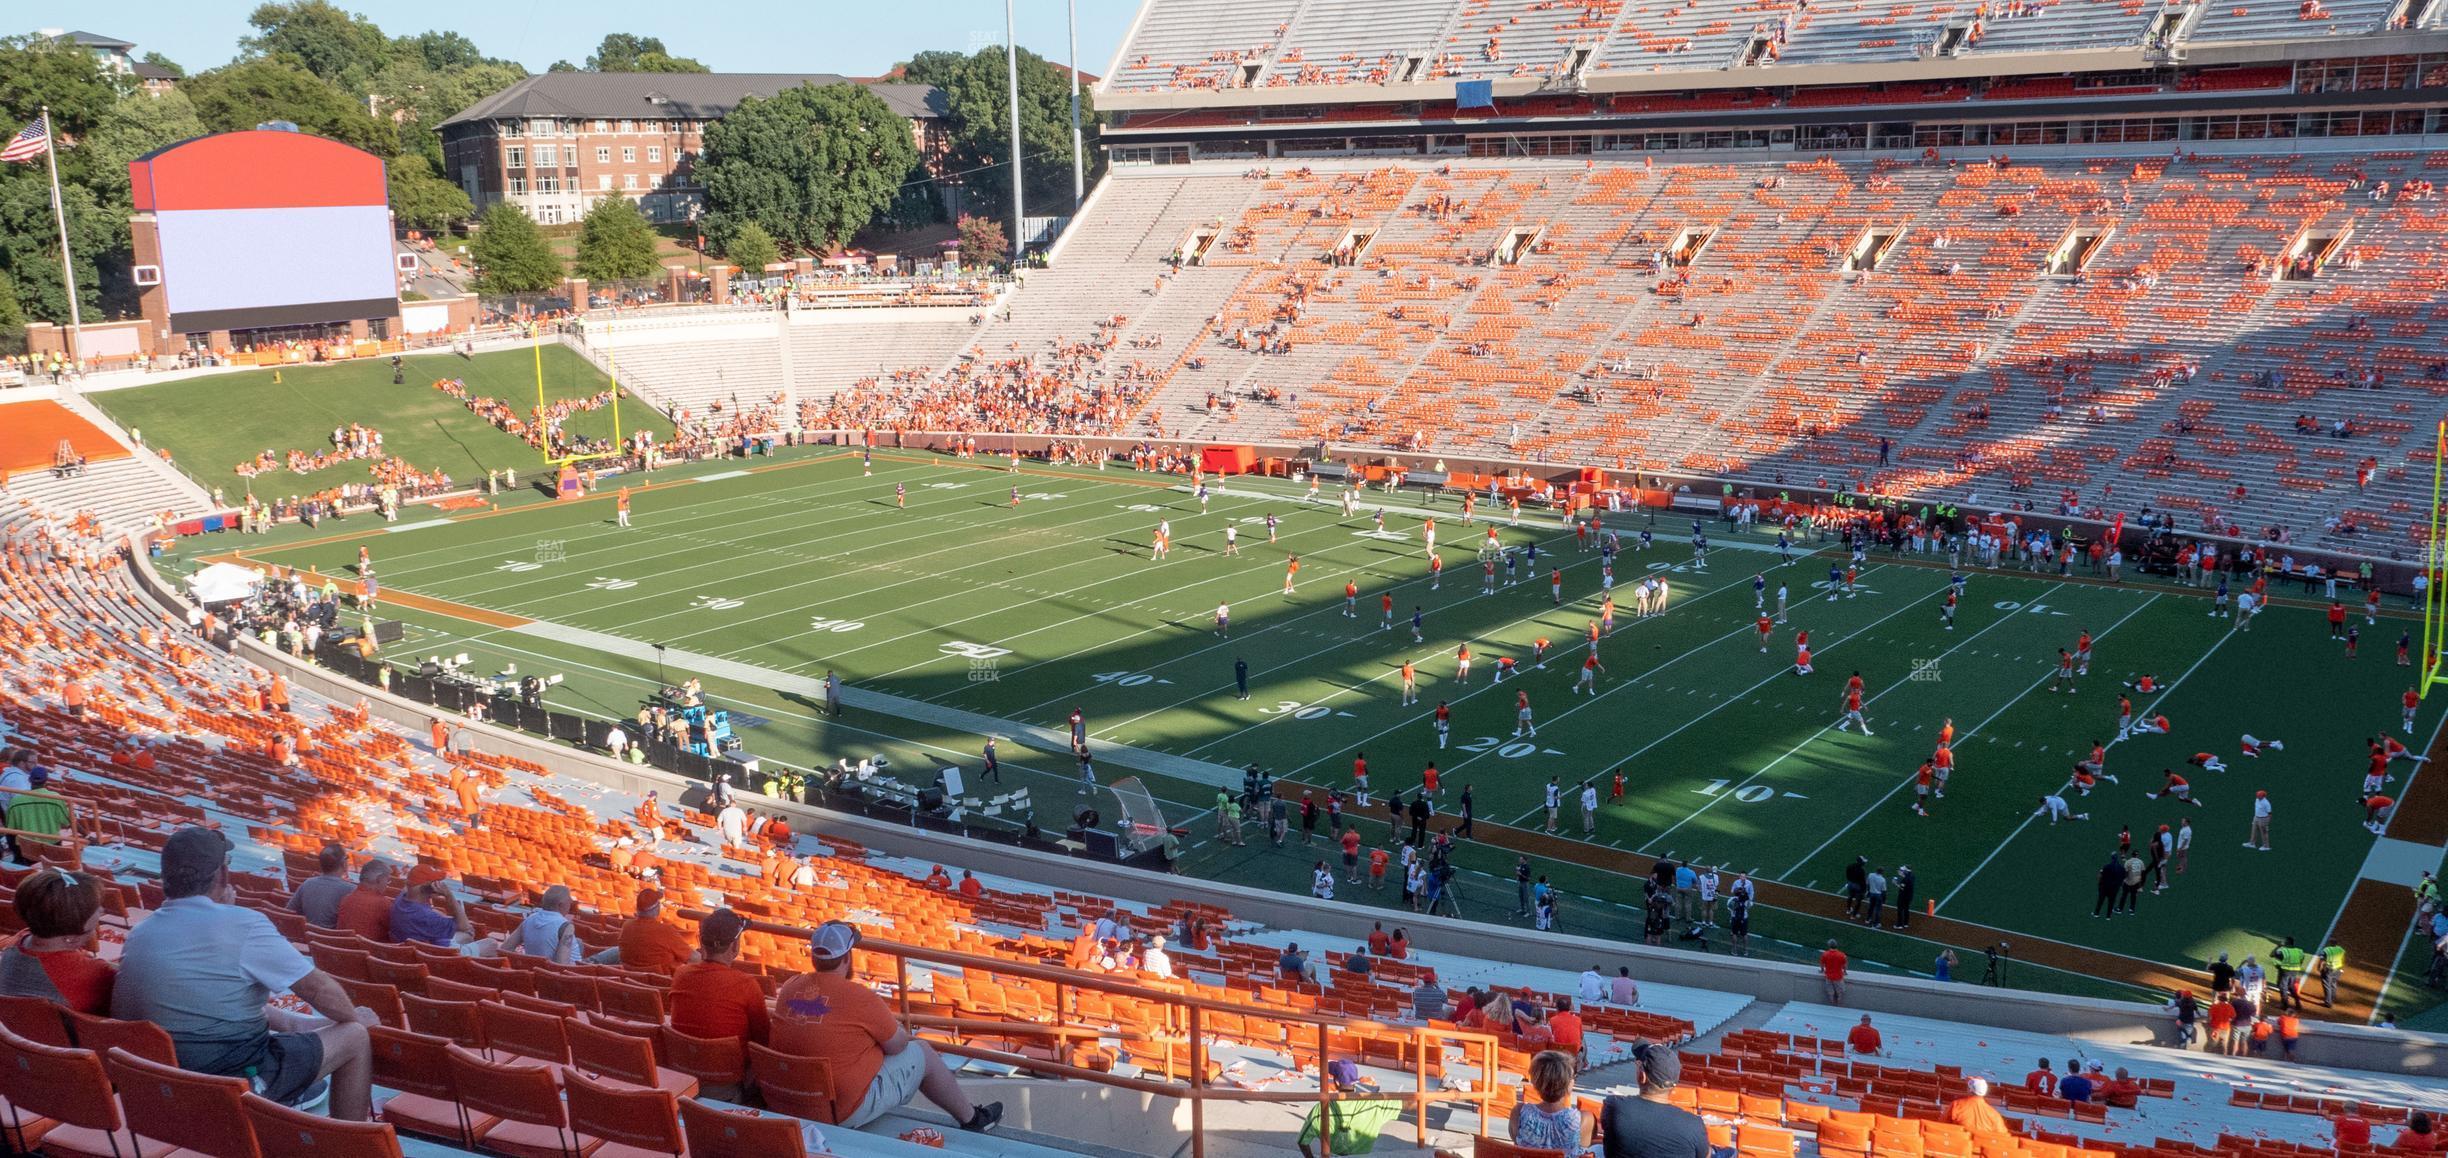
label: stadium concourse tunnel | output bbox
[309,646,1171,867]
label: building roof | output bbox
[130,61,177,81]
[45,30,136,50]
[438,72,946,130]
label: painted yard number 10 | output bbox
[1694,779,1774,804]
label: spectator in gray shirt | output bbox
[1412,971,1448,1022]
[284,843,354,929]
[113,828,378,1120]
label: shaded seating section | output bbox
[811,154,2448,559]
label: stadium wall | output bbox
[119,538,2448,1078]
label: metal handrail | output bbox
[733,916,1503,1158]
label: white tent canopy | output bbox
[186,562,261,605]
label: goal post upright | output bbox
[2426,419,2447,696]
[541,326,627,470]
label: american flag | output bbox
[0,117,49,165]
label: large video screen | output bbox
[157,205,399,334]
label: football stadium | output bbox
[5,3,2448,1155]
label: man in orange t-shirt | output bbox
[1546,997,1586,1067]
[771,921,1003,1132]
[667,909,770,1051]
[615,889,695,976]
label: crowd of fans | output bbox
[812,317,1161,437]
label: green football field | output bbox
[162,446,2448,1019]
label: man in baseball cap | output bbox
[616,886,695,975]
[111,826,379,1120]
[770,921,1002,1134]
[389,863,472,947]
[1601,1040,1709,1157]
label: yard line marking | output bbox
[1776,590,2161,879]
[812,492,1429,671]
[349,471,1137,662]
[403,628,1224,808]
[1001,528,1636,723]
[508,618,1246,788]
[1179,563,1761,760]
[440,481,1181,640]
[696,470,750,482]
[385,518,454,533]
[1498,565,1936,829]
[1199,565,1774,783]
[706,487,1306,660]
[360,458,944,585]
[1937,616,2240,912]
[1088,544,1747,745]
[473,468,1127,609]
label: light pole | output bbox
[1069,0,1085,210]
[1006,0,1025,268]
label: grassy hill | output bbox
[93,345,657,499]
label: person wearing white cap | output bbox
[1947,1077,2009,1136]
[771,921,1003,1134]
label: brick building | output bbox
[437,72,948,226]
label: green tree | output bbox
[930,46,1105,217]
[372,54,524,171]
[387,152,472,233]
[83,89,209,210]
[583,33,707,73]
[139,52,185,79]
[722,221,779,274]
[0,272,25,356]
[0,175,117,325]
[573,196,659,282]
[396,30,485,73]
[698,83,919,256]
[893,50,971,86]
[954,214,1006,268]
[240,0,394,93]
[0,36,122,139]
[182,58,398,155]
[467,201,562,293]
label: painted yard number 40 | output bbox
[1694,778,1774,803]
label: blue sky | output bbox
[45,1,1145,78]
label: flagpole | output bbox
[39,107,83,371]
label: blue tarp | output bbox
[1455,79,1495,109]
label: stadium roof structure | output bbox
[1096,0,2447,108]
[438,71,947,128]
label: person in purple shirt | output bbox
[388,866,472,946]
